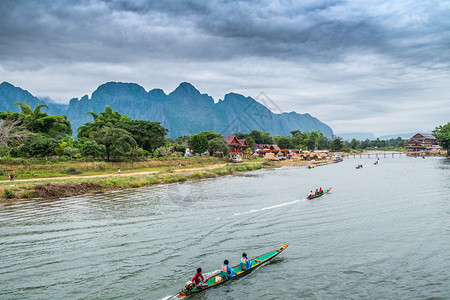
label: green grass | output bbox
[0,162,264,200]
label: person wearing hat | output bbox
[240,253,252,271]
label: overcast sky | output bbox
[1,0,449,136]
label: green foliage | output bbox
[0,102,72,138]
[175,135,189,144]
[9,146,30,158]
[20,190,37,199]
[27,136,58,157]
[4,188,16,199]
[342,136,407,150]
[176,144,186,153]
[65,167,83,175]
[189,171,207,179]
[76,106,167,160]
[330,137,344,151]
[79,140,106,158]
[208,137,230,156]
[434,122,450,151]
[275,136,293,149]
[153,146,171,158]
[189,133,208,153]
[63,147,80,158]
[77,105,122,138]
[117,119,168,151]
[249,130,273,144]
[91,127,137,161]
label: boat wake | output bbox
[233,199,302,216]
[203,269,220,277]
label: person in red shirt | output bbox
[192,267,208,288]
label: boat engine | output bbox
[183,281,195,293]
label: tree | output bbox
[79,140,106,158]
[176,144,186,153]
[317,134,329,150]
[198,131,222,141]
[117,119,168,152]
[291,130,308,150]
[92,127,137,160]
[208,137,230,156]
[276,136,293,149]
[0,119,30,155]
[349,139,360,149]
[434,122,450,152]
[153,146,171,158]
[307,131,320,150]
[330,137,344,152]
[27,136,58,157]
[249,130,273,144]
[77,105,123,138]
[0,102,72,138]
[189,133,208,154]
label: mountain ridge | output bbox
[0,81,333,139]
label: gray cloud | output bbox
[0,0,449,136]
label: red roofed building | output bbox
[223,135,249,154]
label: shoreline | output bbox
[0,162,270,201]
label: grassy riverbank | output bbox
[0,156,235,180]
[0,162,264,200]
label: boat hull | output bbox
[178,243,288,297]
[307,187,332,200]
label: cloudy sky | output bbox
[1,0,449,136]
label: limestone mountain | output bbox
[0,81,333,138]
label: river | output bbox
[1,155,449,299]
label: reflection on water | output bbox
[1,157,449,299]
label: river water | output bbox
[1,156,449,299]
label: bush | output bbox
[65,167,83,175]
[3,188,16,199]
[212,168,231,176]
[20,190,38,199]
[189,172,206,179]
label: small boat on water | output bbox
[177,244,288,298]
[307,187,332,200]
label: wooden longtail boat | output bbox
[307,187,332,200]
[177,244,288,298]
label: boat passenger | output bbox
[192,267,208,288]
[315,189,319,195]
[220,260,235,280]
[319,187,323,194]
[240,253,252,271]
[308,191,313,198]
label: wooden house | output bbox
[223,135,249,154]
[407,133,440,152]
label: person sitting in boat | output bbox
[240,253,252,271]
[308,191,313,198]
[319,187,323,194]
[314,189,319,195]
[220,260,235,280]
[192,267,208,288]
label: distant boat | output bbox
[177,244,289,298]
[307,187,332,200]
